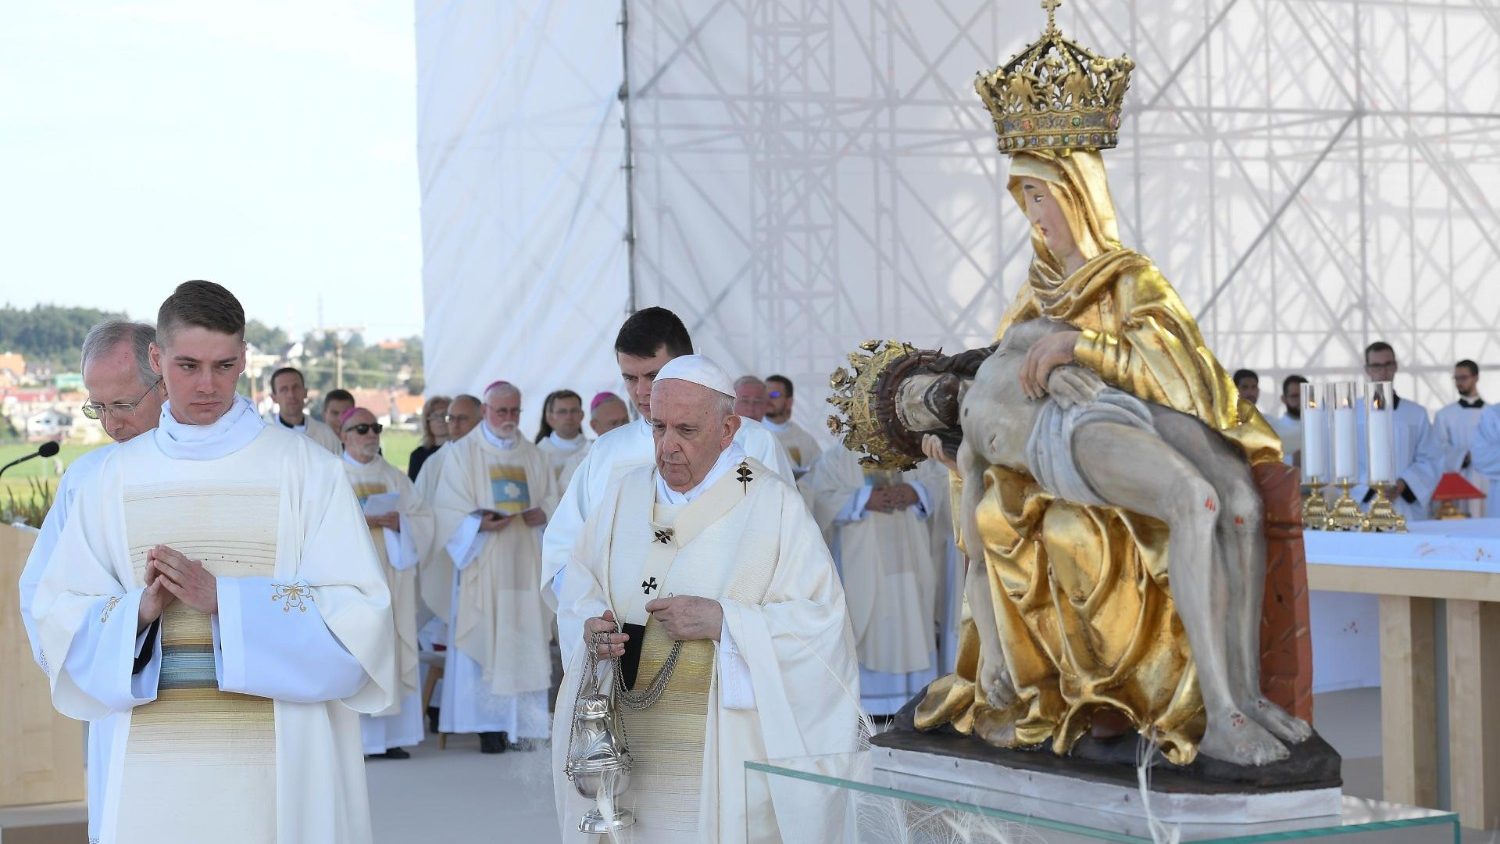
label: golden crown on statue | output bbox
[827,340,934,471]
[975,0,1135,154]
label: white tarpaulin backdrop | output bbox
[418,0,1500,442]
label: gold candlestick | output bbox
[1301,478,1329,531]
[1326,480,1364,531]
[1362,483,1407,533]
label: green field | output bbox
[1,429,424,525]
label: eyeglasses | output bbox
[767,390,784,399]
[344,422,383,435]
[82,378,163,421]
[442,413,474,423]
[487,407,522,417]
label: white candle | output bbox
[1302,401,1327,482]
[1368,382,1396,483]
[1333,403,1358,481]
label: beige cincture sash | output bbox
[611,462,752,627]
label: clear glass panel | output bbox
[746,752,1459,843]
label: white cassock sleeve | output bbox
[386,519,421,572]
[1397,408,1446,508]
[212,576,367,702]
[716,617,756,710]
[1471,406,1500,481]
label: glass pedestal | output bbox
[746,752,1458,843]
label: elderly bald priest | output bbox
[551,354,861,844]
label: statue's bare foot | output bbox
[1243,696,1313,744]
[1198,710,1290,766]
[980,658,1017,710]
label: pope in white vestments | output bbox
[339,407,436,757]
[430,382,558,748]
[552,355,861,844]
[800,446,942,715]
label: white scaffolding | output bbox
[417,0,1500,435]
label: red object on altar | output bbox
[1432,472,1485,518]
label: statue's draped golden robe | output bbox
[914,150,1280,765]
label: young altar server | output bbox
[339,406,435,759]
[430,380,558,753]
[800,445,944,715]
[32,281,395,844]
[551,354,861,843]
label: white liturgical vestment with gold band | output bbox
[33,397,396,844]
[551,454,861,844]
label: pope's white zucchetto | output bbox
[655,354,735,398]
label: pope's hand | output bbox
[150,545,218,615]
[645,595,723,641]
[1020,330,1082,400]
[584,610,629,660]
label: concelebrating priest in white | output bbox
[550,353,862,844]
[31,281,396,844]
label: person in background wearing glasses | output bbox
[429,380,557,753]
[339,406,435,762]
[406,395,451,481]
[1355,340,1445,523]
[763,374,822,476]
[534,389,588,488]
[18,320,164,844]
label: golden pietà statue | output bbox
[830,0,1311,767]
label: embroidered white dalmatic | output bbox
[763,417,822,473]
[1434,400,1488,516]
[342,452,435,753]
[18,444,117,842]
[1354,396,1446,522]
[541,415,796,647]
[800,446,942,714]
[32,397,395,844]
[551,457,861,844]
[430,424,558,736]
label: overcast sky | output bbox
[0,1,423,341]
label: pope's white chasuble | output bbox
[801,447,941,714]
[542,415,797,653]
[431,426,558,734]
[343,453,435,753]
[552,458,862,844]
[33,399,395,844]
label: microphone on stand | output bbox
[0,440,61,479]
